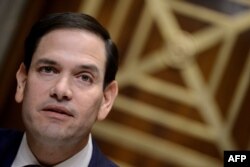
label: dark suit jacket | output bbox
[0,129,118,167]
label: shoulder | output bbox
[88,139,118,167]
[0,129,23,166]
[0,128,23,142]
[0,128,23,151]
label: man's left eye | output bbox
[80,74,93,83]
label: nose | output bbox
[50,76,73,101]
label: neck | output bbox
[26,133,89,166]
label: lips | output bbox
[42,105,74,117]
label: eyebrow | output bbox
[35,58,101,76]
[78,64,100,76]
[35,58,57,66]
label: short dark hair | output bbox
[24,12,119,88]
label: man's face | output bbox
[15,29,118,145]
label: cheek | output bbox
[75,93,103,123]
[26,77,50,97]
[22,80,48,115]
[22,83,40,115]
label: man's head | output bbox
[15,13,119,150]
[24,12,118,88]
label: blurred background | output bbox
[0,0,249,166]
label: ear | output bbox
[15,63,27,103]
[97,81,118,121]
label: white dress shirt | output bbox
[11,133,93,167]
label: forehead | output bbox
[32,28,106,71]
[39,28,106,54]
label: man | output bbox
[0,12,119,167]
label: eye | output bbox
[38,66,57,74]
[78,73,93,84]
[81,74,92,82]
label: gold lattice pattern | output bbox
[80,0,250,166]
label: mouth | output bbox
[42,105,74,118]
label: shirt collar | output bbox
[11,133,93,167]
